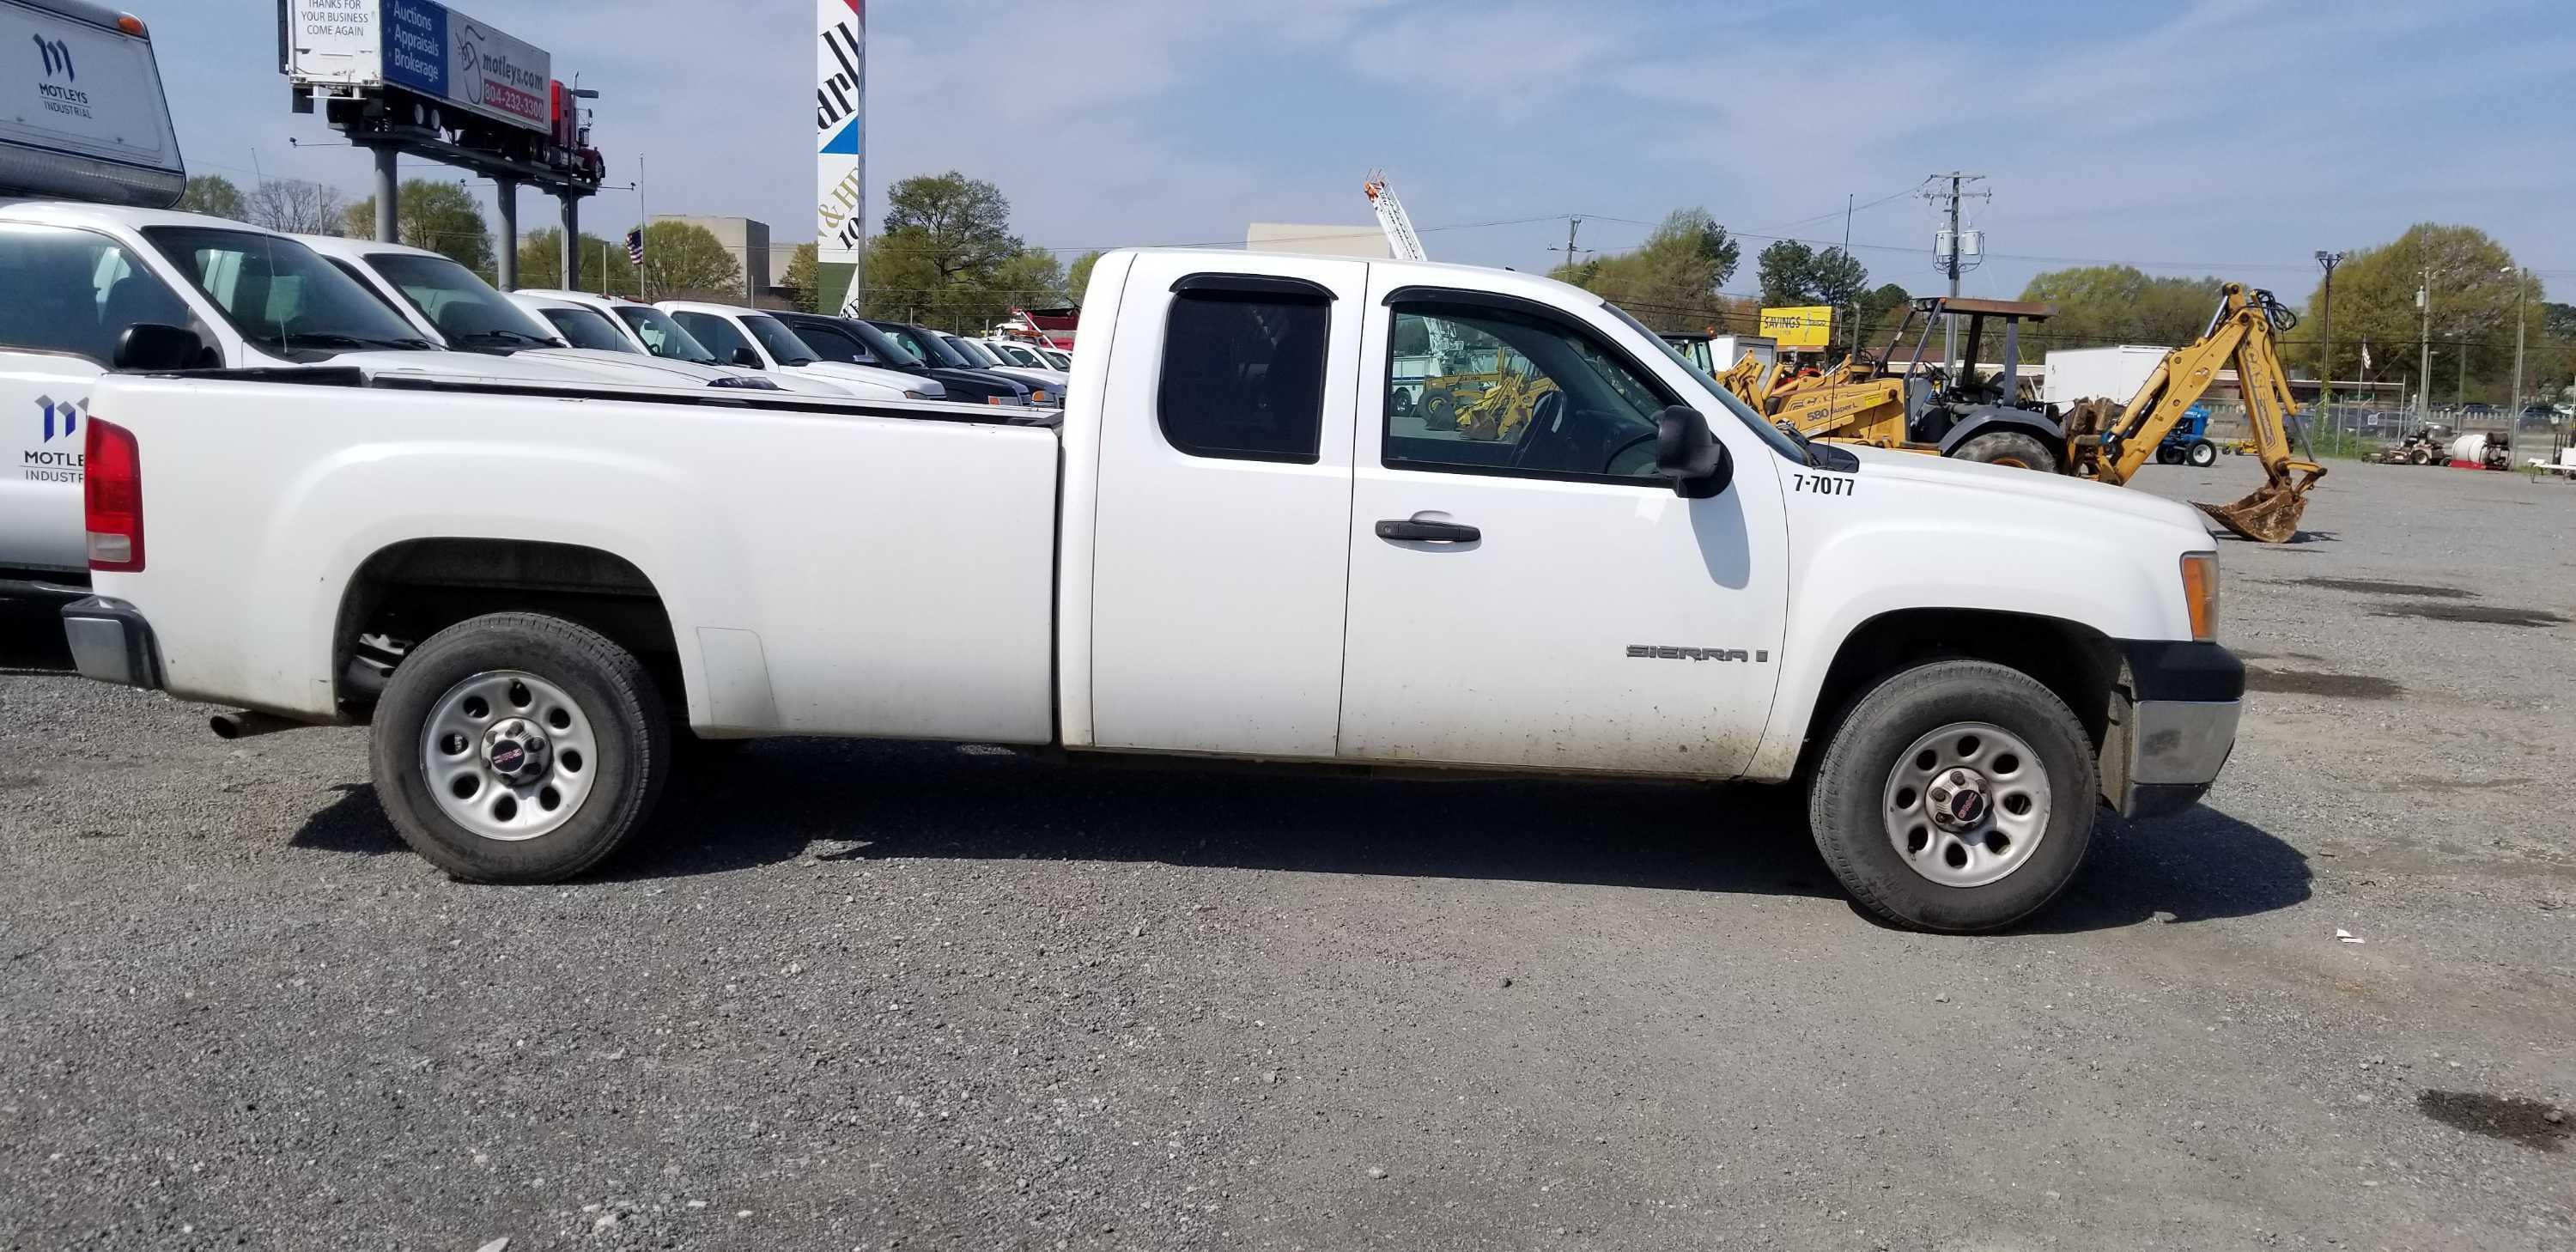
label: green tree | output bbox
[780,243,821,311]
[176,174,247,222]
[2019,264,2221,352]
[993,246,1067,309]
[1756,240,1819,307]
[1752,239,1876,351]
[1549,209,1747,334]
[513,228,634,296]
[2293,224,2537,404]
[343,179,492,274]
[1065,249,1107,305]
[633,220,743,299]
[882,171,1023,288]
[1853,282,1913,352]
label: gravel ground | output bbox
[3,457,2572,1251]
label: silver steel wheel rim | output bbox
[1881,720,2051,889]
[420,670,599,842]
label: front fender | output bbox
[1749,457,2202,778]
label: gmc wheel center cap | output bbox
[1929,769,1990,829]
[483,721,550,781]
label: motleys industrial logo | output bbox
[32,33,94,118]
[23,397,86,483]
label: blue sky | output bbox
[164,0,2573,301]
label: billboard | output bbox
[815,0,866,315]
[283,0,551,133]
[1759,305,1834,349]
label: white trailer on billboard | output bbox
[281,0,550,134]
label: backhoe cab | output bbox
[1767,295,2070,473]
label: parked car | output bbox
[659,301,937,400]
[0,201,595,600]
[59,247,2240,933]
[300,236,785,392]
[942,332,1066,401]
[867,319,1039,405]
[984,338,1071,373]
[765,311,1029,406]
[507,289,848,398]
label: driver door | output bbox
[1338,283,1789,777]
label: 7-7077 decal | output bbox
[1792,472,1854,496]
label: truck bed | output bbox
[90,371,1065,742]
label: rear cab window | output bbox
[1157,283,1330,463]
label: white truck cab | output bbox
[296,235,800,394]
[655,301,937,400]
[61,247,2242,932]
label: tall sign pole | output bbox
[815,0,866,315]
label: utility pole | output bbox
[2416,269,2433,433]
[2506,265,2529,465]
[2314,250,2343,447]
[1921,173,1989,374]
[1551,216,1589,271]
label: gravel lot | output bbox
[3,456,2572,1251]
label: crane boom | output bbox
[1363,170,1429,263]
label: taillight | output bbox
[85,416,143,572]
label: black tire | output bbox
[2187,440,2219,467]
[369,612,670,883]
[1805,659,2098,933]
[1950,430,2059,474]
[2156,445,2185,465]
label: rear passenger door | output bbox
[1085,252,1369,757]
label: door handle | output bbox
[1375,515,1480,543]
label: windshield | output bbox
[1041,348,1072,368]
[843,318,925,368]
[142,227,436,356]
[883,322,969,368]
[743,313,817,365]
[611,305,720,364]
[945,335,1002,367]
[364,252,562,351]
[1603,300,1807,463]
[538,306,640,353]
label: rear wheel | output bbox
[370,612,670,883]
[2187,440,2219,467]
[1950,430,2059,474]
[1806,659,2097,932]
[2156,445,2185,465]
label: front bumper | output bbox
[2101,641,2243,818]
[60,595,161,690]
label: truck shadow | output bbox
[601,738,2310,931]
[0,604,75,672]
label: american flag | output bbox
[625,228,645,266]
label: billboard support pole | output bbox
[561,194,580,290]
[372,144,398,243]
[495,179,518,289]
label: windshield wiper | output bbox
[454,329,555,348]
[262,331,437,351]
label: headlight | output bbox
[2179,551,2220,642]
[1029,390,1053,405]
[708,375,780,390]
[902,388,929,399]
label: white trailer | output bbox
[2042,345,2171,406]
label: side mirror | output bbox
[1655,404,1733,499]
[113,323,210,373]
[731,346,764,368]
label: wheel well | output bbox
[335,539,678,713]
[1802,609,2117,772]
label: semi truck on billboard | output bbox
[276,0,599,181]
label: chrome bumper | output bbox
[2101,642,2244,819]
[60,595,161,690]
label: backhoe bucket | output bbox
[2194,465,2325,544]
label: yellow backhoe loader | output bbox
[1749,296,2075,472]
[2059,283,2325,543]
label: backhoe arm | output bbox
[2197,292,2326,543]
[2093,295,2254,487]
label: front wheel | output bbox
[369,612,671,883]
[2156,445,2185,465]
[1950,430,2059,474]
[2187,440,2219,467]
[1806,659,2098,932]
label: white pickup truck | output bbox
[60,249,2244,931]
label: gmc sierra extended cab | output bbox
[61,249,2244,931]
